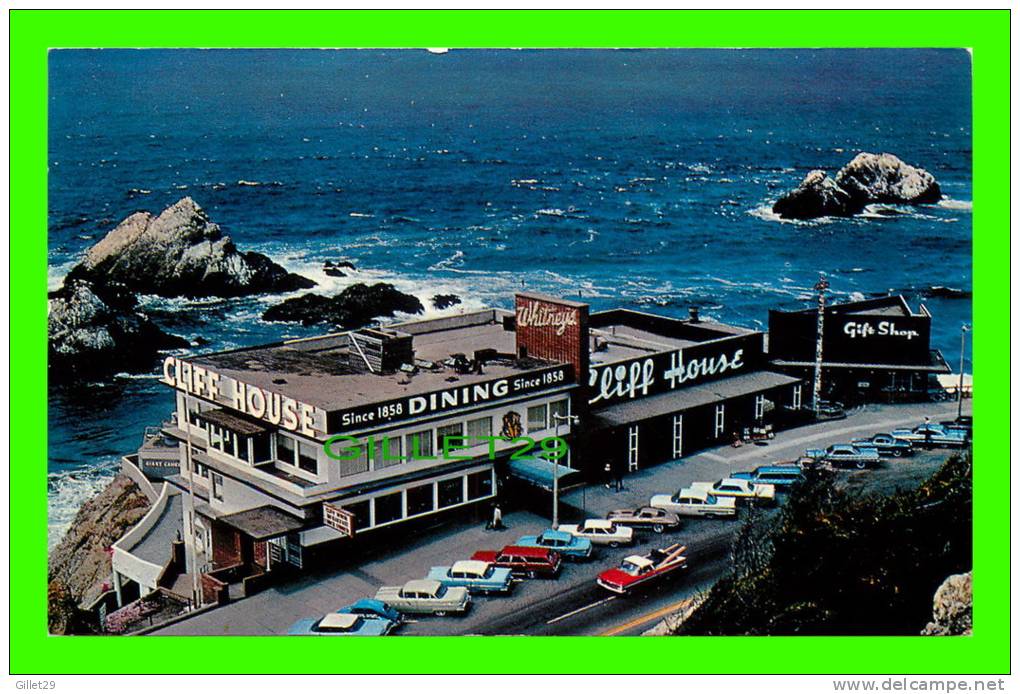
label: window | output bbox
[436,422,464,452]
[792,385,803,410]
[755,395,766,420]
[374,435,403,470]
[338,443,370,477]
[466,416,492,441]
[211,473,224,502]
[406,430,433,459]
[467,470,493,501]
[406,484,435,516]
[209,425,224,452]
[549,399,569,427]
[298,441,318,475]
[628,425,639,471]
[714,404,726,438]
[341,500,371,531]
[527,404,548,433]
[276,434,296,466]
[438,478,464,508]
[251,432,272,464]
[373,492,403,525]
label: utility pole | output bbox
[184,395,202,610]
[957,324,971,420]
[812,273,830,415]
[551,412,579,528]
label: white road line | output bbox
[545,595,617,625]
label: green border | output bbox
[12,9,1008,675]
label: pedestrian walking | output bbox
[486,503,506,531]
[603,461,613,490]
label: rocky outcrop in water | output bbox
[773,152,941,220]
[431,293,462,310]
[65,197,315,298]
[262,282,424,328]
[48,279,190,380]
[836,152,942,206]
[922,571,972,636]
[772,170,864,220]
[48,474,152,634]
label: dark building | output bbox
[768,295,951,404]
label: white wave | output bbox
[937,197,972,211]
[747,204,832,225]
[349,212,375,218]
[48,458,121,551]
[48,259,79,291]
[428,250,465,271]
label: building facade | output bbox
[768,295,951,404]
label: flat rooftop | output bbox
[589,309,755,366]
[193,311,567,412]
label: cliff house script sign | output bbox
[588,346,747,406]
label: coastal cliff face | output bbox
[66,197,316,298]
[773,152,942,220]
[47,474,151,634]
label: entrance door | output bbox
[672,414,683,459]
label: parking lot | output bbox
[152,399,970,636]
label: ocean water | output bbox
[47,49,973,548]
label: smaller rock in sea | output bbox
[431,294,462,310]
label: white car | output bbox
[650,487,738,518]
[557,519,634,547]
[690,478,776,504]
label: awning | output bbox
[196,408,269,436]
[507,457,580,492]
[218,506,304,540]
[593,371,801,428]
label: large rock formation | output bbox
[48,474,152,634]
[922,571,972,636]
[48,279,190,380]
[65,197,315,298]
[262,282,424,328]
[836,152,942,206]
[772,170,865,220]
[772,152,941,220]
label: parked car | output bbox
[288,611,396,636]
[470,545,562,578]
[426,560,514,594]
[890,423,969,448]
[374,579,471,616]
[649,487,737,518]
[850,433,915,458]
[940,416,973,438]
[690,478,776,504]
[515,529,593,560]
[606,506,681,534]
[815,400,847,420]
[805,444,882,469]
[732,465,806,488]
[596,543,689,595]
[336,598,404,626]
[557,519,634,547]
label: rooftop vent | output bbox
[348,328,414,374]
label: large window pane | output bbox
[467,470,494,500]
[298,441,319,474]
[406,484,435,516]
[373,492,403,525]
[527,404,548,433]
[438,478,464,508]
[252,433,272,463]
[374,435,403,470]
[341,500,371,531]
[549,399,569,426]
[276,435,295,465]
[466,416,492,441]
[406,430,433,459]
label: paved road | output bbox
[152,400,969,636]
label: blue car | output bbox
[426,560,515,594]
[516,529,593,560]
[337,598,404,625]
[731,465,805,488]
[288,611,396,636]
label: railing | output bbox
[112,482,177,595]
[120,455,159,503]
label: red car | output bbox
[470,545,562,578]
[596,543,688,595]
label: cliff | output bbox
[47,474,151,634]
